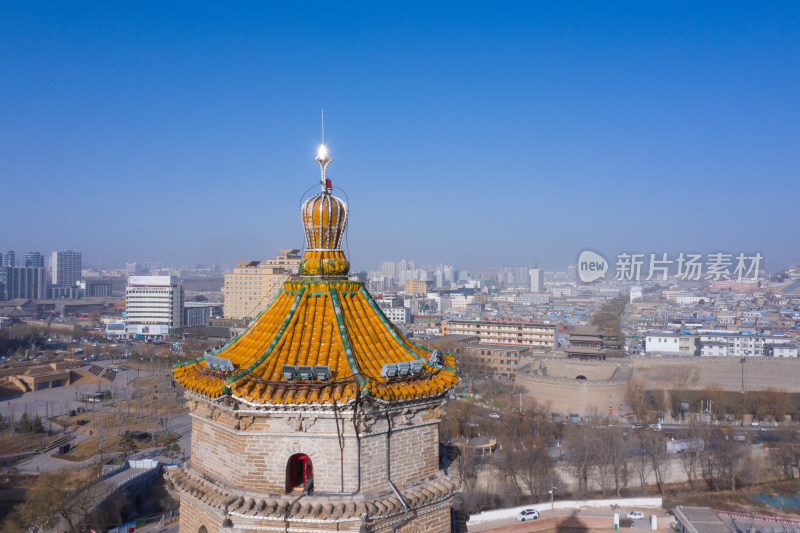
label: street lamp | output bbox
[548,482,557,512]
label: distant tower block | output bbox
[168,139,459,533]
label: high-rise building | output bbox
[125,275,184,336]
[529,265,544,292]
[51,250,82,287]
[0,269,8,300]
[381,260,397,279]
[21,252,44,267]
[0,267,46,300]
[567,264,578,282]
[223,250,301,319]
[0,251,15,267]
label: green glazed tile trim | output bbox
[360,287,457,373]
[329,287,369,394]
[226,287,306,384]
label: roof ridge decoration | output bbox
[172,142,458,405]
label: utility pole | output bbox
[740,357,747,394]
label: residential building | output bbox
[404,279,428,295]
[383,306,411,325]
[529,266,544,292]
[80,280,112,298]
[765,344,799,358]
[711,280,760,291]
[442,319,557,351]
[51,250,82,287]
[0,267,46,300]
[696,331,795,357]
[125,275,184,336]
[223,250,300,319]
[0,251,15,267]
[645,331,699,356]
[514,292,551,305]
[184,301,223,327]
[464,343,530,376]
[21,252,44,267]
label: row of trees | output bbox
[445,390,795,514]
[0,412,45,433]
[626,378,799,423]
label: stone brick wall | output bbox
[187,395,443,495]
[178,494,224,533]
[368,501,453,532]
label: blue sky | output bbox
[1,2,798,272]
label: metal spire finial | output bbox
[314,109,332,192]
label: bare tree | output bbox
[2,467,108,533]
[511,439,554,502]
[626,377,647,422]
[774,429,800,480]
[638,430,668,496]
[598,426,627,497]
[564,424,594,497]
[677,422,709,490]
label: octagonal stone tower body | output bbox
[168,143,459,533]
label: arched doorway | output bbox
[198,527,208,533]
[576,375,587,380]
[286,453,313,493]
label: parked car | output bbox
[515,509,539,521]
[626,510,645,520]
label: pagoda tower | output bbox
[168,141,459,533]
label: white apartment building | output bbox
[529,267,544,292]
[125,276,184,336]
[443,319,557,351]
[645,332,699,356]
[697,332,797,357]
[383,307,411,326]
[514,292,551,305]
[448,293,474,311]
[676,294,705,305]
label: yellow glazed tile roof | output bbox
[174,279,458,404]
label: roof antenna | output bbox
[321,109,325,145]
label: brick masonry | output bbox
[176,394,455,533]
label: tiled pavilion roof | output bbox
[173,142,457,404]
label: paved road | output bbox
[468,507,671,531]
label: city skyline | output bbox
[2,3,799,270]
